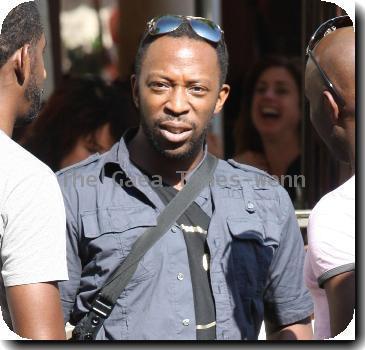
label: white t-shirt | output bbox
[304,176,355,340]
[0,130,68,331]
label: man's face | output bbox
[21,33,47,123]
[132,36,229,160]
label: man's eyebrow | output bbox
[145,73,212,86]
[186,80,213,87]
[146,72,170,80]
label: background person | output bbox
[234,56,302,204]
[23,75,139,172]
[304,16,355,339]
[0,1,68,339]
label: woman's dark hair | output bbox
[24,76,139,171]
[0,2,43,68]
[234,55,302,155]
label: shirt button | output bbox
[182,319,190,326]
[171,227,177,233]
[177,273,184,281]
[247,201,255,212]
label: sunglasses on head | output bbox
[306,15,353,107]
[146,15,224,44]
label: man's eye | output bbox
[189,86,206,95]
[150,82,169,90]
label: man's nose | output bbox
[43,68,47,80]
[165,87,190,116]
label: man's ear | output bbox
[13,44,31,86]
[214,84,230,114]
[323,90,340,125]
[131,74,140,109]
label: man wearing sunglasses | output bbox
[58,15,313,341]
[304,16,355,339]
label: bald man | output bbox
[304,17,355,340]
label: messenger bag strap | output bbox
[72,153,218,340]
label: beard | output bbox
[24,74,43,122]
[15,74,43,127]
[140,115,208,161]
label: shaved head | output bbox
[305,25,355,164]
[308,27,355,110]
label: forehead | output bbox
[140,36,220,77]
[257,66,296,86]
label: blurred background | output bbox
[13,0,352,215]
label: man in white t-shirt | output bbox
[304,16,355,339]
[0,1,68,340]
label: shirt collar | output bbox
[99,128,138,182]
[99,128,211,204]
[100,128,210,180]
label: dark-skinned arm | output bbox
[6,282,66,340]
[324,271,355,338]
[266,317,313,340]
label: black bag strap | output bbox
[72,154,218,340]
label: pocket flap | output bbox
[107,206,157,232]
[227,217,280,246]
[81,206,157,239]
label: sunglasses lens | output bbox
[190,19,222,43]
[152,16,183,35]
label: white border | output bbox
[0,0,361,346]
[326,0,356,342]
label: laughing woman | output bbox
[234,56,303,204]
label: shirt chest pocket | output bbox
[81,206,158,284]
[226,217,280,298]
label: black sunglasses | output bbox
[306,15,353,107]
[146,15,224,44]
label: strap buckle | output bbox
[91,295,113,319]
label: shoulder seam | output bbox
[57,153,101,176]
[227,159,276,180]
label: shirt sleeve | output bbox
[57,177,83,324]
[306,197,355,289]
[263,189,313,326]
[1,170,68,287]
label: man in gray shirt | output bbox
[58,15,313,340]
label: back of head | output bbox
[312,26,355,114]
[0,1,43,68]
[305,21,355,164]
[134,18,229,85]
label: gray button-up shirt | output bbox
[57,132,313,340]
